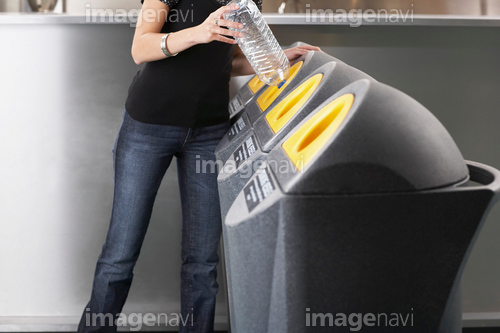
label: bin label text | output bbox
[228,117,246,142]
[244,167,275,212]
[233,135,257,169]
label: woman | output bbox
[77,0,320,332]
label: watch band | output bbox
[161,33,178,58]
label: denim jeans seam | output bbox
[100,222,132,321]
[112,110,127,185]
[181,154,194,333]
[180,128,193,150]
[185,157,195,333]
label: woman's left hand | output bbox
[232,44,322,77]
[284,45,322,63]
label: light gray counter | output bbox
[1,13,500,27]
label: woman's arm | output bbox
[231,44,323,77]
[131,0,244,65]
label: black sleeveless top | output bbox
[125,0,262,127]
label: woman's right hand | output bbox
[191,5,244,45]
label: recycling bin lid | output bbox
[253,60,375,153]
[245,50,344,124]
[267,79,469,195]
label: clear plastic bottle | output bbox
[224,0,290,87]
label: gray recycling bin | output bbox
[218,68,374,221]
[220,79,500,333]
[215,50,347,164]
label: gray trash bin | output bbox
[222,79,500,333]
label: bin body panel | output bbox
[267,189,493,332]
[224,175,495,332]
[224,190,282,333]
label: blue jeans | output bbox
[77,110,230,333]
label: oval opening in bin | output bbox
[257,61,303,112]
[265,73,323,134]
[282,94,355,171]
[247,75,266,94]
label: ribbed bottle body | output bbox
[224,0,290,86]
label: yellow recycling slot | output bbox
[282,94,355,171]
[248,75,266,94]
[265,73,323,134]
[257,61,303,112]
